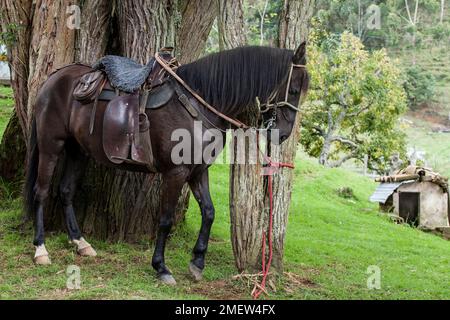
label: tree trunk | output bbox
[44,0,114,236]
[219,0,266,272]
[217,0,246,51]
[269,0,315,270]
[177,0,218,64]
[75,0,112,64]
[1,0,78,185]
[228,0,314,273]
[0,0,33,183]
[229,112,266,272]
[0,0,33,138]
[319,137,331,166]
[27,0,78,130]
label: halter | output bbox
[260,63,306,129]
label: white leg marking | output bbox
[34,244,51,265]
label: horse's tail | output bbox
[24,118,38,220]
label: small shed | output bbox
[370,166,449,230]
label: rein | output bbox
[252,152,295,300]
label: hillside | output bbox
[392,45,450,178]
[0,149,449,299]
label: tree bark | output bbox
[116,0,177,64]
[27,0,79,130]
[44,0,114,236]
[1,0,78,185]
[0,0,33,138]
[75,0,112,64]
[177,0,218,64]
[217,0,246,51]
[0,0,33,183]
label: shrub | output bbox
[403,65,436,110]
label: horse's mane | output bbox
[176,46,294,114]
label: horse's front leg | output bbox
[152,168,188,285]
[188,169,215,281]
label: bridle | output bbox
[259,63,306,130]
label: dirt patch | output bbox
[408,104,450,128]
[188,279,248,300]
[283,272,319,293]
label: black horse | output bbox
[24,43,309,285]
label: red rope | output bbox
[252,156,294,299]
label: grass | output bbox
[403,118,450,178]
[0,86,14,140]
[0,153,449,300]
[0,84,449,300]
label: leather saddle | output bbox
[102,93,154,168]
[72,48,178,171]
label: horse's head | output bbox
[262,42,309,145]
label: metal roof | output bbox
[369,181,415,204]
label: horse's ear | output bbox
[293,41,306,64]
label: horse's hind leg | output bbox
[152,168,189,285]
[59,144,96,257]
[33,141,65,265]
[188,169,215,281]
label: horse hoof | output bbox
[71,238,97,257]
[159,274,177,286]
[78,246,97,257]
[34,244,51,265]
[189,262,203,282]
[34,255,51,265]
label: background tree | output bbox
[217,0,247,50]
[300,31,407,173]
[403,65,436,110]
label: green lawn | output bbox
[403,120,450,178]
[0,152,449,300]
[0,85,449,300]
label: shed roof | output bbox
[369,181,414,204]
